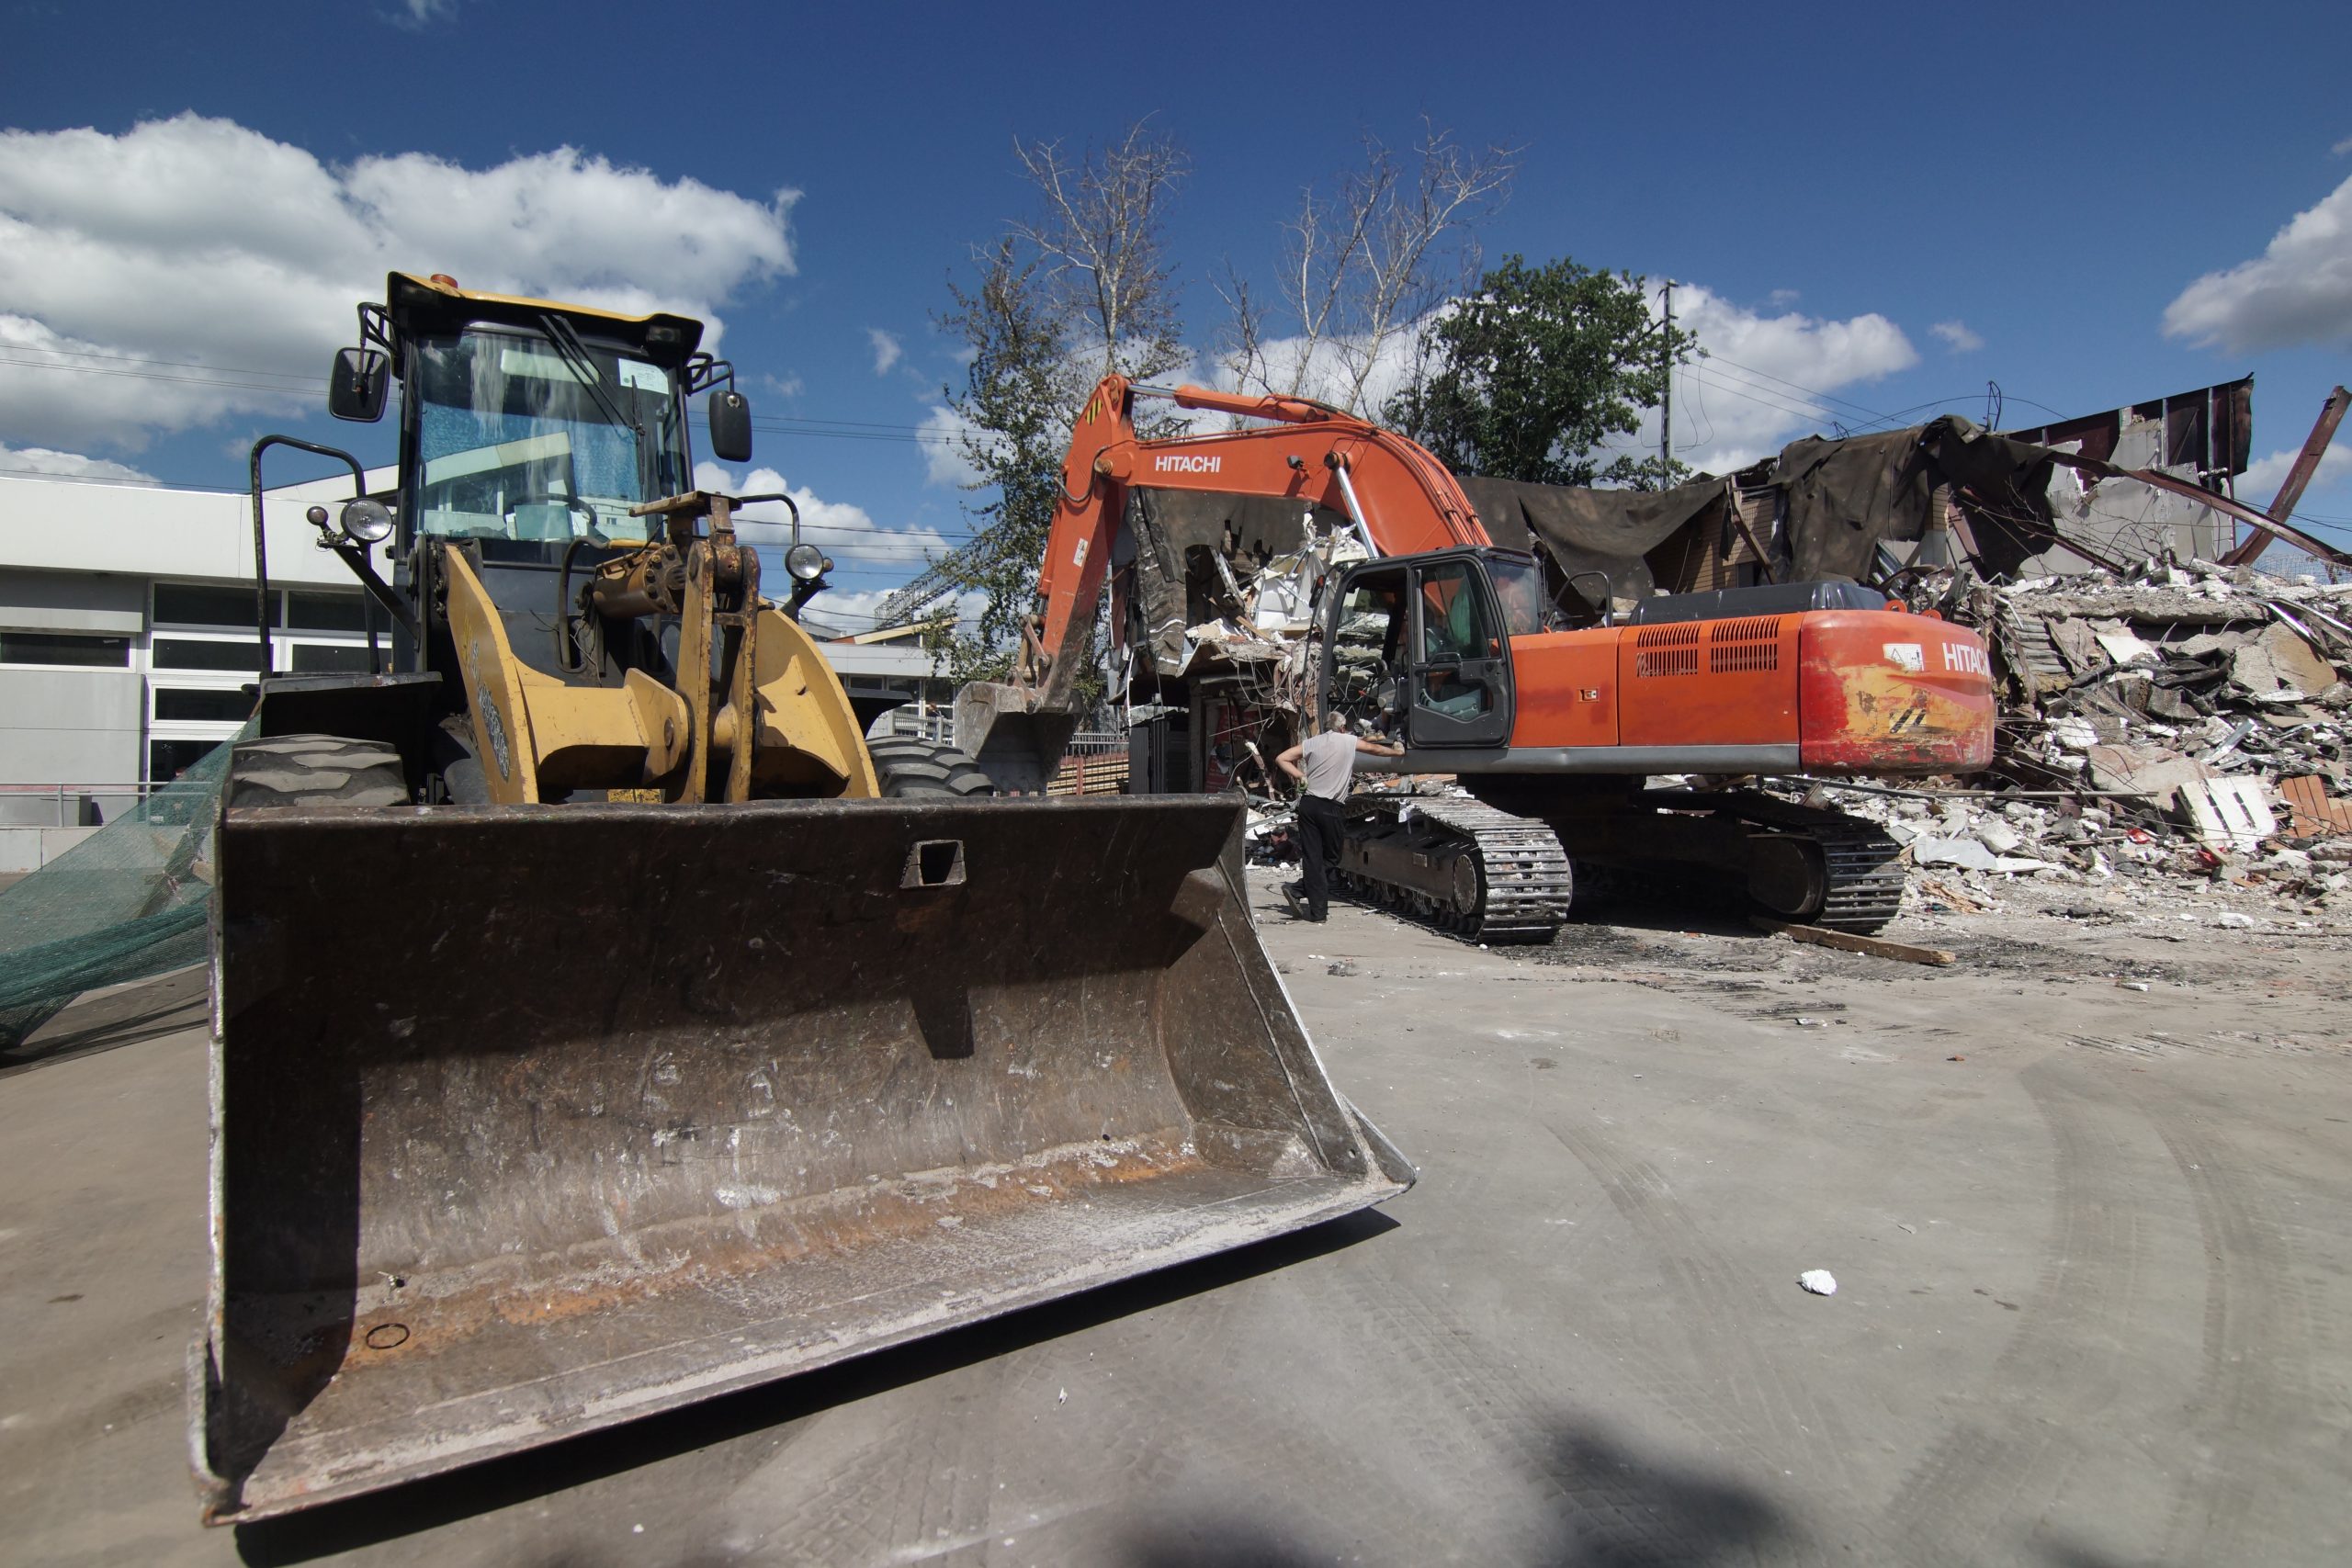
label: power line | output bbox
[0,344,320,383]
[0,352,326,396]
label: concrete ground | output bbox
[4,874,2349,1567]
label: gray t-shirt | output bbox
[1299,730,1362,800]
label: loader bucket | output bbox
[191,795,1411,1522]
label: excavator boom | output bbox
[1033,378,1485,702]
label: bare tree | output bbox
[1011,118,1191,389]
[1222,121,1518,416]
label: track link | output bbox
[1335,795,1574,943]
[1662,790,1906,933]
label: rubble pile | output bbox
[1827,558,2352,916]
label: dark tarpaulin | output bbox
[1921,418,2062,578]
[1776,416,2058,581]
[1460,474,1733,610]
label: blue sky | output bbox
[4,0,2349,616]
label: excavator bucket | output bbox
[191,795,1411,1522]
[954,682,1079,795]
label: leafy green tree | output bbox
[1386,254,1699,490]
[918,240,1074,685]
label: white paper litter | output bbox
[1798,1269,1838,1296]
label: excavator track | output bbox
[1648,789,1908,934]
[1334,795,1575,944]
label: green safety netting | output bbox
[0,725,248,1050]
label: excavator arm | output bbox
[1030,376,1489,705]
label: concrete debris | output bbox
[2179,777,2276,853]
[1911,837,2000,872]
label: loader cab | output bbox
[350,274,730,558]
[1320,547,1536,750]
[329,273,752,683]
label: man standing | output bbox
[1276,713,1405,921]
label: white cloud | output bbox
[694,461,956,611]
[0,443,157,483]
[390,0,458,27]
[2164,172,2352,353]
[2239,441,2352,502]
[1643,285,1917,475]
[2335,136,2352,157]
[1929,320,1984,354]
[867,329,903,377]
[1768,288,1802,308]
[918,404,988,488]
[0,114,795,453]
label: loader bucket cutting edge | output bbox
[190,795,1410,1522]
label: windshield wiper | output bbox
[538,312,639,435]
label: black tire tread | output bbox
[868,736,995,799]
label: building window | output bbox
[287,592,369,633]
[152,637,266,671]
[289,643,377,674]
[154,582,277,628]
[0,630,132,667]
[154,687,255,723]
[149,738,228,784]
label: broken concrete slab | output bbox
[2086,743,2214,809]
[2179,777,2278,853]
[1912,836,1999,872]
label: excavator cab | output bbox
[1321,547,1541,750]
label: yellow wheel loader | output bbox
[192,274,1412,1522]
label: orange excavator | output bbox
[961,376,1995,942]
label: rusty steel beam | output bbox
[2220,385,2350,567]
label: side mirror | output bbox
[707,388,753,463]
[327,348,390,423]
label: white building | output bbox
[1,468,401,865]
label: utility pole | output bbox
[1659,280,1675,479]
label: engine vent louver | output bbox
[1707,616,1782,674]
[1633,622,1702,678]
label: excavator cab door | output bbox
[1403,555,1514,749]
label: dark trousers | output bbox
[1296,795,1344,919]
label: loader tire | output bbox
[867,736,996,799]
[228,734,411,809]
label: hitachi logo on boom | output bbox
[1153,453,1221,474]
